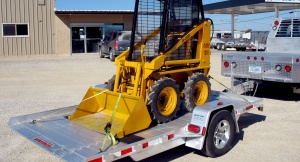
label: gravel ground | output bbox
[1,50,299,162]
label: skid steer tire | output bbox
[184,73,211,112]
[106,75,116,91]
[147,77,180,124]
[201,110,235,158]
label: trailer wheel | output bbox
[147,78,180,123]
[217,44,221,50]
[202,110,235,158]
[105,75,116,91]
[184,73,211,112]
[221,44,226,50]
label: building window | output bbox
[2,24,29,37]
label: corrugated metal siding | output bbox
[0,0,55,56]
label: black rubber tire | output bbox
[221,44,226,50]
[184,73,211,112]
[109,50,115,62]
[99,47,104,58]
[216,44,221,50]
[106,75,115,91]
[201,110,235,158]
[147,77,180,124]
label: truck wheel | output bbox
[99,47,104,58]
[217,44,221,50]
[109,50,115,62]
[147,77,180,123]
[105,75,116,91]
[221,44,226,50]
[184,73,211,112]
[201,110,235,158]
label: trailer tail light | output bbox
[188,124,201,133]
[285,65,292,72]
[224,61,229,67]
[274,21,279,26]
[261,57,265,61]
[201,127,207,136]
[296,58,299,63]
[168,134,174,140]
[121,148,133,156]
[254,57,257,60]
[275,65,282,71]
[247,56,250,60]
[142,142,149,148]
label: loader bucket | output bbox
[69,87,152,138]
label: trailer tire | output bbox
[147,77,180,124]
[221,44,226,50]
[217,44,221,50]
[184,73,211,112]
[106,75,116,91]
[201,110,235,158]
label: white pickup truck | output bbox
[222,18,300,94]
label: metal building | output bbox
[0,0,56,57]
[0,0,133,57]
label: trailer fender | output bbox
[185,100,239,150]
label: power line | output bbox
[213,11,294,25]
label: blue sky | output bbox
[56,0,298,31]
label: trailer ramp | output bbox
[8,106,192,162]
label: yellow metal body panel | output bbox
[69,87,152,138]
[69,20,212,138]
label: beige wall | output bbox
[55,14,133,55]
[0,0,55,57]
[0,0,133,56]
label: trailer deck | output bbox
[8,90,263,162]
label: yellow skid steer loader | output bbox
[69,0,212,139]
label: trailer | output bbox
[215,38,250,51]
[8,84,263,162]
[221,18,300,94]
[8,0,264,161]
[243,31,269,51]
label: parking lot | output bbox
[1,49,299,162]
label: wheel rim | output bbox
[157,87,177,116]
[193,81,209,105]
[213,120,230,149]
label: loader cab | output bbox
[129,0,206,61]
